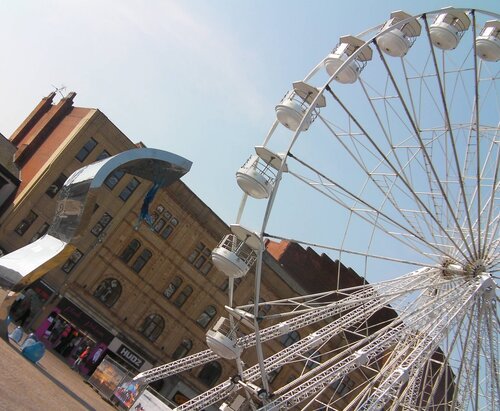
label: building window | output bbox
[152,205,179,240]
[46,174,67,198]
[94,278,122,308]
[104,170,125,190]
[119,178,140,201]
[220,277,242,293]
[96,150,110,161]
[91,213,112,236]
[258,299,271,322]
[172,339,192,360]
[198,361,222,387]
[305,349,322,369]
[188,242,213,275]
[173,286,193,308]
[268,366,282,384]
[280,330,300,347]
[75,138,97,162]
[160,225,174,240]
[153,218,166,233]
[331,376,355,397]
[199,261,213,275]
[139,314,164,342]
[163,276,183,299]
[30,222,50,242]
[120,239,141,263]
[15,211,38,236]
[62,249,84,273]
[132,249,152,273]
[197,305,216,328]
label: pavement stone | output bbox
[0,331,118,411]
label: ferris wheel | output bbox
[135,7,500,410]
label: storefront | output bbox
[10,280,54,327]
[35,297,113,375]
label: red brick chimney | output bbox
[12,92,77,166]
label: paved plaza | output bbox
[0,334,117,411]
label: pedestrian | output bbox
[18,307,31,327]
[72,345,90,371]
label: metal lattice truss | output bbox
[134,269,498,410]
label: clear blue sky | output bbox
[0,1,498,280]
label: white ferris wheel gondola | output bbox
[429,7,471,50]
[275,81,326,131]
[324,35,373,83]
[376,10,422,57]
[211,224,259,279]
[235,146,288,199]
[476,20,500,62]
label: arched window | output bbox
[174,286,193,308]
[93,278,122,307]
[139,314,164,342]
[132,249,152,273]
[164,276,183,299]
[172,338,192,360]
[120,239,141,263]
[197,305,217,328]
[198,361,222,387]
[280,330,300,347]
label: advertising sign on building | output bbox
[88,355,128,400]
[58,298,114,344]
[108,337,152,371]
[131,388,173,411]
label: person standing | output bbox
[72,345,90,371]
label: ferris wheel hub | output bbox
[465,259,487,277]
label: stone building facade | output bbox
[0,92,308,405]
[0,92,401,409]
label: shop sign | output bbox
[117,344,145,369]
[58,298,114,344]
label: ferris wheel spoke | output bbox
[451,298,483,409]
[380,37,480,261]
[371,41,448,237]
[424,14,480,260]
[481,147,500,260]
[262,275,472,410]
[324,86,473,262]
[485,306,500,407]
[287,159,462,263]
[358,275,491,410]
[417,309,470,411]
[264,232,436,269]
[317,111,445,258]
